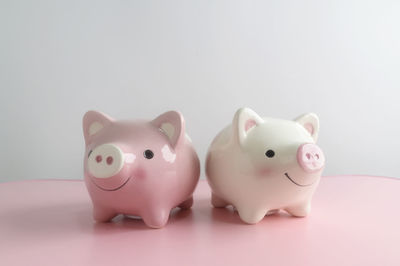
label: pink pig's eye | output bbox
[143,149,154,159]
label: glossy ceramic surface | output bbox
[83,110,200,228]
[1,177,399,266]
[206,108,325,224]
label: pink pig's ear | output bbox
[233,107,264,146]
[82,110,114,144]
[295,113,319,142]
[151,111,185,148]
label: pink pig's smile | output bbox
[91,176,131,191]
[284,173,314,187]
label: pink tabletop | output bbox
[0,176,399,266]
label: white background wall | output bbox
[1,0,399,182]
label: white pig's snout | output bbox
[297,143,325,173]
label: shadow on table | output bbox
[194,197,299,226]
[0,201,195,241]
[91,207,194,234]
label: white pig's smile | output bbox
[284,173,314,187]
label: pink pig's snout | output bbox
[88,144,128,179]
[297,143,325,173]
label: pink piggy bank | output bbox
[82,110,200,228]
[206,108,326,224]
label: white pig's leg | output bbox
[236,205,268,224]
[178,196,193,209]
[285,201,311,217]
[211,193,229,208]
[93,206,117,222]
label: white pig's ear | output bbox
[82,110,114,144]
[151,111,185,148]
[233,107,264,146]
[295,113,319,142]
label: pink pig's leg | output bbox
[93,206,117,222]
[178,196,193,209]
[266,209,280,215]
[211,193,229,208]
[141,208,170,229]
[285,202,311,217]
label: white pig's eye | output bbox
[265,149,275,158]
[88,144,124,178]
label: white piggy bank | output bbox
[206,108,326,224]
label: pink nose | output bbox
[297,143,325,173]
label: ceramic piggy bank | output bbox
[206,108,325,224]
[82,110,200,228]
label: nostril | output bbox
[306,153,312,160]
[315,154,320,160]
[96,155,102,163]
[106,156,113,165]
